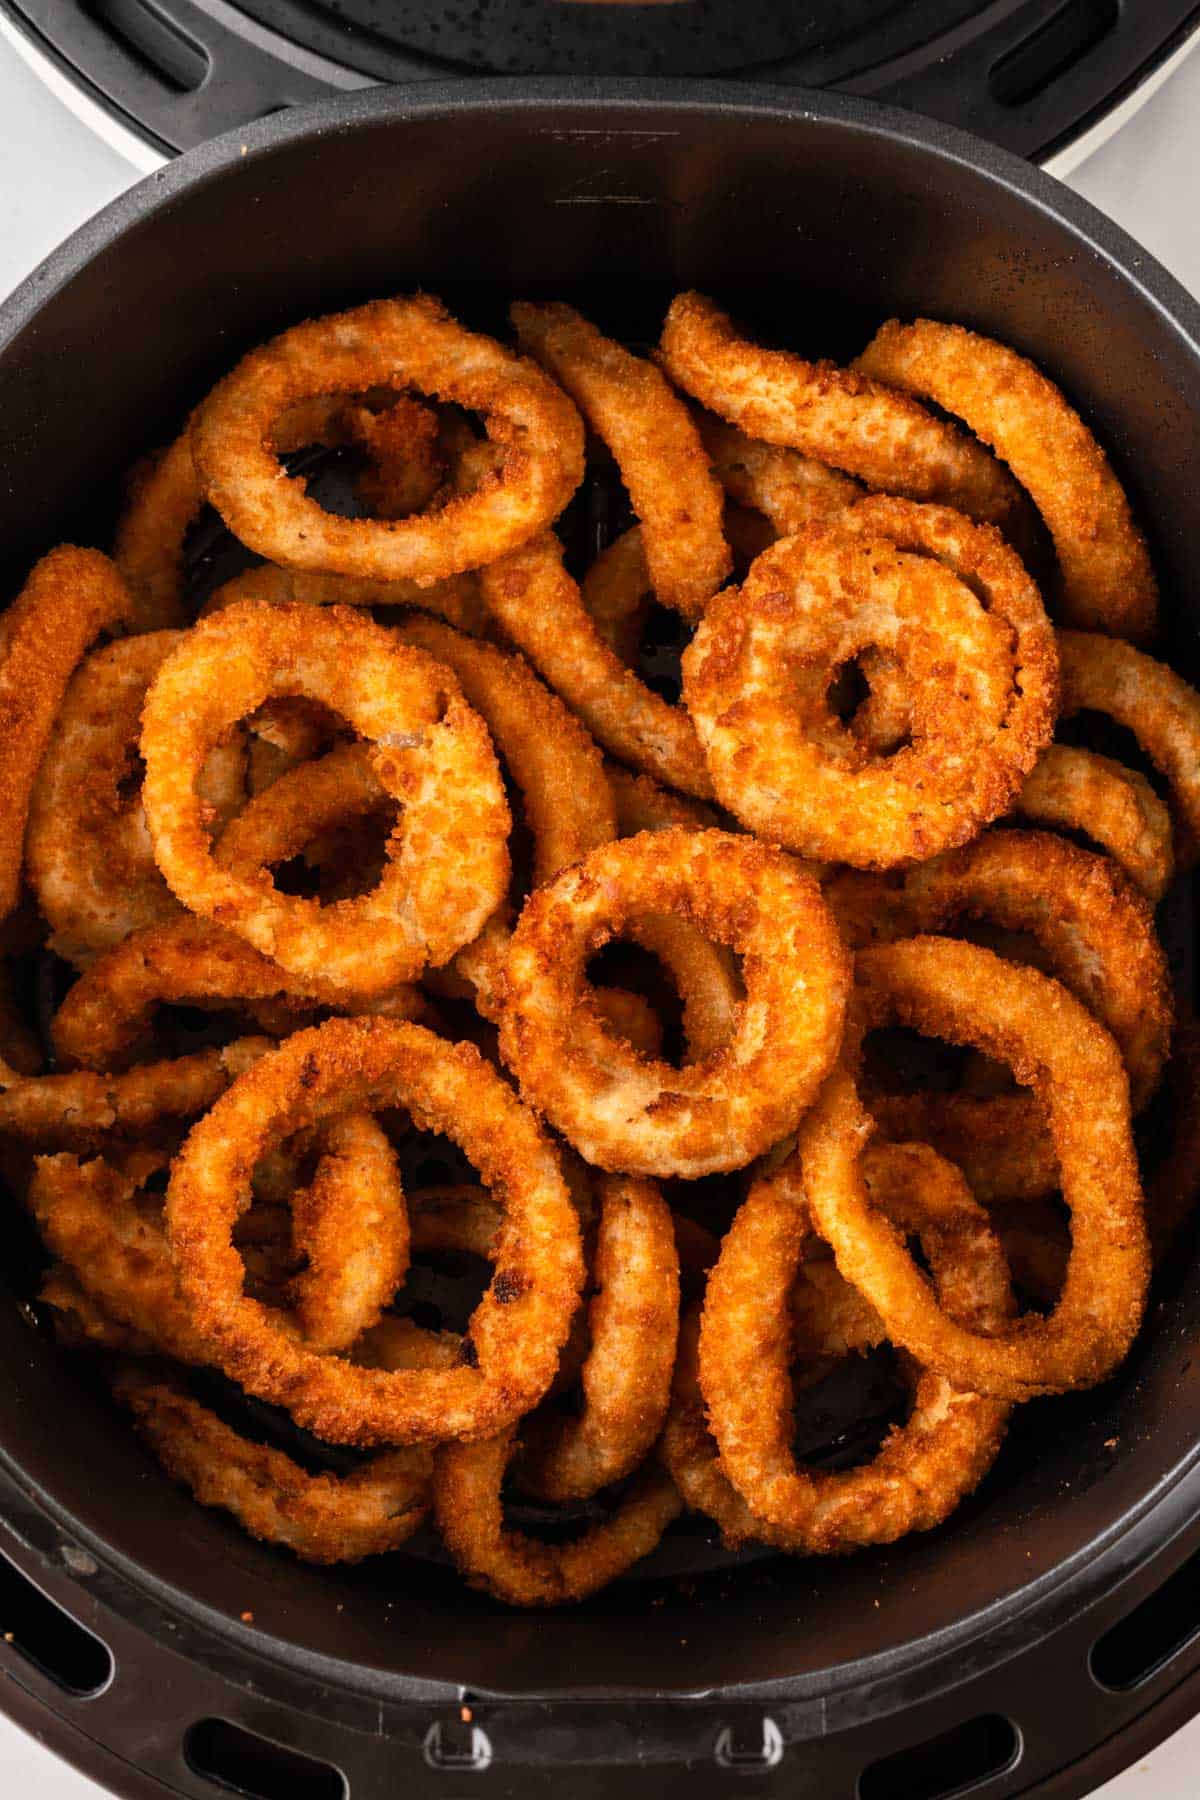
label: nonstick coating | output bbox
[1,80,1199,1707]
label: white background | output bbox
[1,23,1199,1797]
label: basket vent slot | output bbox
[858,1712,1019,1800]
[184,1719,346,1800]
[1092,1541,1200,1691]
[0,1546,111,1696]
[81,0,209,92]
[989,0,1119,107]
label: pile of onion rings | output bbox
[0,287,1189,1608]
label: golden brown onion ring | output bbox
[1058,630,1200,868]
[659,293,1026,532]
[141,599,510,997]
[288,1110,409,1354]
[434,1430,681,1607]
[855,318,1157,644]
[192,295,584,586]
[695,1148,1011,1552]
[480,532,713,798]
[500,829,848,1177]
[113,1367,432,1565]
[683,514,1054,867]
[805,937,1149,1397]
[691,409,863,534]
[0,549,134,925]
[165,1018,584,1447]
[1014,745,1174,905]
[512,301,729,620]
[826,829,1172,1112]
[516,1173,679,1502]
[26,633,247,967]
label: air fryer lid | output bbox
[1,85,1199,1717]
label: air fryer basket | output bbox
[1,81,1200,1799]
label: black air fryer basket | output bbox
[1,80,1200,1800]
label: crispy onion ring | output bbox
[202,557,492,639]
[1058,630,1200,868]
[26,633,247,967]
[113,1367,432,1565]
[0,1037,268,1149]
[0,549,134,925]
[499,829,848,1177]
[1015,745,1174,904]
[516,1173,679,1502]
[855,318,1157,644]
[512,301,729,619]
[30,1150,215,1364]
[192,295,584,585]
[288,1110,409,1353]
[165,1017,584,1446]
[480,532,713,798]
[658,293,1025,531]
[826,829,1172,1112]
[434,1428,681,1608]
[141,599,510,996]
[683,513,1055,867]
[691,410,863,534]
[805,937,1149,1396]
[694,1148,1011,1552]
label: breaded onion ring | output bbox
[1058,630,1200,868]
[827,830,1172,1112]
[516,1173,679,1501]
[691,410,863,534]
[806,937,1149,1396]
[141,599,510,996]
[480,533,713,798]
[288,1110,409,1353]
[0,548,134,924]
[192,295,584,586]
[434,1430,681,1607]
[683,514,1055,867]
[113,1367,432,1565]
[696,1149,1010,1552]
[202,557,492,640]
[26,633,247,966]
[165,1018,584,1446]
[49,918,333,1071]
[855,318,1157,644]
[30,1151,214,1364]
[659,293,1025,531]
[0,1037,268,1149]
[512,301,729,619]
[500,829,848,1177]
[1015,745,1174,903]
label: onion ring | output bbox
[434,1428,681,1607]
[805,937,1149,1396]
[682,512,1055,867]
[113,1367,432,1565]
[691,410,863,534]
[695,1148,1011,1552]
[288,1110,409,1353]
[1014,745,1174,905]
[0,1037,269,1149]
[0,549,134,925]
[826,829,1172,1112]
[516,1173,679,1502]
[512,301,730,619]
[658,293,1026,532]
[1058,630,1200,868]
[140,598,510,996]
[479,532,713,798]
[192,295,584,585]
[25,633,247,966]
[499,829,848,1177]
[201,557,492,640]
[854,318,1158,644]
[165,1017,584,1446]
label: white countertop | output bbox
[1,23,1200,1798]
